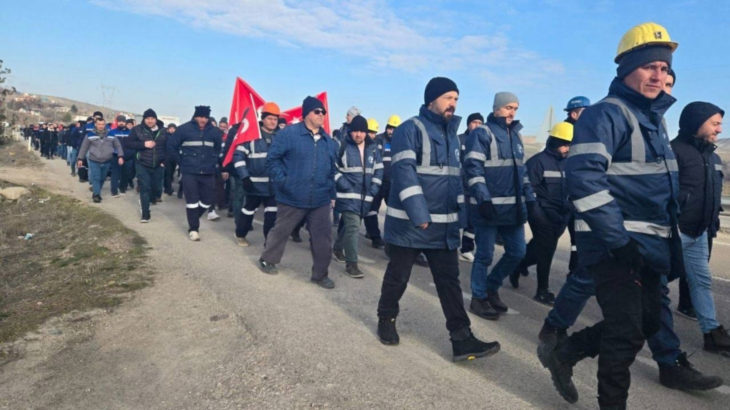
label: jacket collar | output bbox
[608,77,676,119]
[677,132,717,153]
[418,105,462,134]
[486,113,523,133]
[295,121,329,139]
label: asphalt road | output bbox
[6,156,730,409]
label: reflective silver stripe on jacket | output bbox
[411,117,460,176]
[543,170,563,178]
[234,161,246,168]
[386,206,458,223]
[572,189,614,212]
[568,142,612,162]
[236,145,249,153]
[182,141,215,147]
[491,196,526,205]
[601,97,675,176]
[337,192,363,200]
[716,164,723,171]
[468,176,485,186]
[249,152,267,159]
[399,185,424,201]
[250,176,269,183]
[372,177,382,185]
[392,150,416,163]
[574,219,671,238]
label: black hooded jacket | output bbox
[670,134,724,238]
[128,120,167,167]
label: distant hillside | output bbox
[4,90,134,125]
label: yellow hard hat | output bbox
[549,122,573,142]
[615,22,678,63]
[386,114,401,128]
[367,118,379,133]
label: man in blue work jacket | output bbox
[376,77,500,362]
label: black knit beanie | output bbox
[143,108,157,119]
[466,112,484,125]
[302,96,325,118]
[424,77,459,105]
[349,115,368,133]
[678,101,724,137]
[193,106,211,118]
[616,45,673,79]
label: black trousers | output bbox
[164,159,179,194]
[517,218,565,290]
[364,181,389,240]
[238,195,277,240]
[182,173,216,232]
[557,260,662,408]
[377,244,470,334]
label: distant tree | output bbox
[62,112,72,123]
[70,104,78,114]
[0,59,17,137]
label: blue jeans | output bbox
[680,231,720,333]
[546,268,680,366]
[109,156,121,195]
[471,224,526,298]
[67,147,78,171]
[88,159,111,196]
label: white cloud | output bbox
[93,0,563,78]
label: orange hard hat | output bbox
[261,102,281,116]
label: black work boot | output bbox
[291,230,302,243]
[332,248,346,263]
[469,297,499,321]
[659,352,723,390]
[534,289,556,306]
[486,291,508,313]
[538,323,568,355]
[377,317,399,345]
[537,339,579,404]
[509,269,520,289]
[345,262,364,278]
[450,327,500,362]
[371,237,385,249]
[704,325,730,356]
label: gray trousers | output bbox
[261,203,332,280]
[334,211,361,263]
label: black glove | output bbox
[611,239,644,273]
[242,177,254,192]
[479,201,497,220]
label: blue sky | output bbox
[2,0,729,137]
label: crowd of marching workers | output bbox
[18,21,730,410]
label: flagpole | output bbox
[251,93,262,140]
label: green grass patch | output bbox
[0,180,153,344]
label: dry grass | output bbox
[0,140,41,168]
[0,180,152,346]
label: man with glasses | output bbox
[258,96,339,290]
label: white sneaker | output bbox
[140,218,149,223]
[189,231,200,241]
[207,210,220,221]
[459,251,475,263]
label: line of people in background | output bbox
[19,21,730,410]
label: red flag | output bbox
[222,78,265,167]
[281,92,330,135]
[228,77,265,125]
